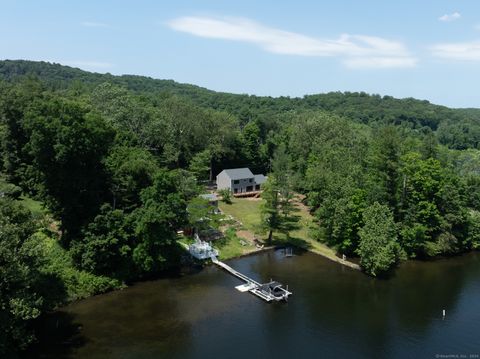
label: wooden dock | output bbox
[211,256,292,302]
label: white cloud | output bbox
[438,12,461,22]
[167,16,417,69]
[430,41,480,61]
[81,21,109,28]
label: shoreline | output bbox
[216,239,361,270]
[305,246,361,270]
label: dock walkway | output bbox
[211,256,292,302]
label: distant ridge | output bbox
[1,59,479,127]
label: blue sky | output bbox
[2,0,480,107]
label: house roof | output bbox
[254,174,267,184]
[220,168,254,180]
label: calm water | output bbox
[30,250,480,359]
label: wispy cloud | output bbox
[430,41,480,61]
[167,16,417,69]
[438,12,461,22]
[81,21,109,28]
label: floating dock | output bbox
[211,256,292,302]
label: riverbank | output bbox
[27,250,480,359]
[217,196,360,270]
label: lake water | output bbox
[29,250,480,359]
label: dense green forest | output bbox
[1,60,480,356]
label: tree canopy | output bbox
[1,60,480,355]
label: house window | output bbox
[233,180,239,184]
[249,178,253,183]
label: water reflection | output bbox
[29,250,480,358]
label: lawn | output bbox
[215,234,257,260]
[219,196,341,262]
[219,198,262,234]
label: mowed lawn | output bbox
[219,198,262,234]
[219,196,339,261]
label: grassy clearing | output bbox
[219,198,262,234]
[215,228,258,260]
[219,196,341,263]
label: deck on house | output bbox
[233,190,261,198]
[211,256,292,302]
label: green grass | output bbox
[216,237,250,260]
[215,228,257,260]
[219,196,340,261]
[219,198,262,233]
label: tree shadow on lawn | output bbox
[271,235,313,252]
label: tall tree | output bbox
[0,79,43,189]
[271,143,297,234]
[370,126,402,213]
[242,121,263,171]
[0,199,47,356]
[26,98,114,242]
[73,204,135,280]
[188,149,211,181]
[129,170,193,274]
[357,202,401,276]
[106,145,159,211]
[260,177,282,244]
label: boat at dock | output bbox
[188,236,219,260]
[211,256,292,302]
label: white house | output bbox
[216,168,267,194]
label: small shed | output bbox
[199,193,219,207]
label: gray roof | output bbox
[254,174,267,184]
[219,168,254,180]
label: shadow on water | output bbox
[23,311,87,359]
[28,249,480,359]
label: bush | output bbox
[218,189,232,204]
[357,203,401,276]
[38,232,122,302]
[0,182,22,199]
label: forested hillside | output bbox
[1,60,480,356]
